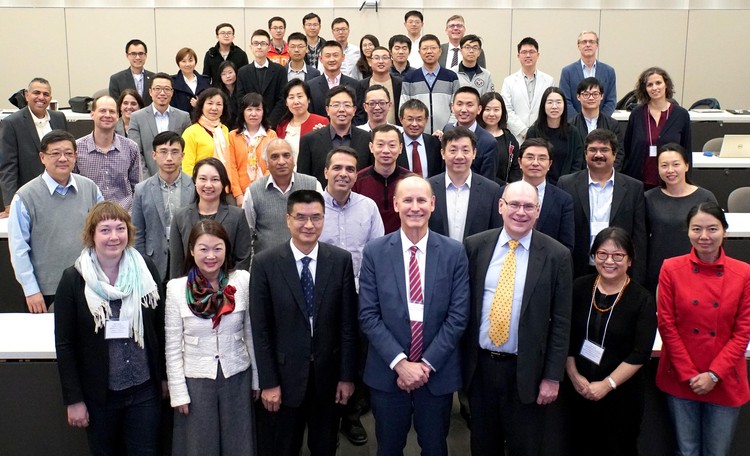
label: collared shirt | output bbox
[357,122,403,133]
[408,36,423,68]
[287,63,308,82]
[341,43,361,78]
[132,71,145,96]
[329,125,352,148]
[445,172,472,241]
[479,229,532,354]
[422,67,438,88]
[158,173,183,240]
[254,59,270,69]
[290,239,319,335]
[320,190,384,283]
[404,134,428,176]
[523,178,547,211]
[580,59,597,79]
[152,105,170,133]
[8,171,103,295]
[584,114,598,133]
[74,133,141,211]
[183,74,198,95]
[325,72,342,89]
[28,106,51,140]
[305,37,325,69]
[446,45,462,73]
[243,173,324,229]
[588,170,615,253]
[524,70,537,108]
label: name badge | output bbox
[580,339,605,365]
[649,145,657,157]
[408,302,424,323]
[105,319,131,339]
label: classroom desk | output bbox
[0,108,93,139]
[0,218,26,312]
[614,110,750,153]
[692,152,750,210]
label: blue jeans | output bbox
[666,394,741,456]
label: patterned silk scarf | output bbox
[185,267,236,328]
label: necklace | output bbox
[590,275,629,313]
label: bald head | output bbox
[264,138,294,180]
[500,181,539,239]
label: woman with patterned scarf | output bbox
[181,88,231,177]
[55,201,165,455]
[165,220,258,455]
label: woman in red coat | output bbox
[657,202,750,455]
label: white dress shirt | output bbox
[445,172,472,241]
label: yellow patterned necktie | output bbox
[489,240,520,346]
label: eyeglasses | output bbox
[251,41,269,47]
[595,251,626,262]
[43,151,76,159]
[291,214,324,224]
[586,147,612,154]
[155,150,183,157]
[462,45,480,52]
[522,155,549,163]
[332,27,349,33]
[447,23,465,29]
[304,22,320,28]
[580,91,601,99]
[365,101,389,109]
[127,52,146,58]
[420,46,439,52]
[578,39,598,45]
[371,56,391,62]
[269,26,285,31]
[502,199,538,213]
[328,102,354,110]
[289,44,307,50]
[151,86,173,93]
[218,31,234,36]
[545,100,563,106]
[519,50,538,56]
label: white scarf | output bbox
[74,247,159,348]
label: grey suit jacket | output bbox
[0,108,68,205]
[428,172,503,240]
[169,203,253,278]
[128,105,191,177]
[463,229,572,404]
[109,68,154,105]
[132,172,194,280]
[438,43,486,69]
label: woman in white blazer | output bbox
[165,219,258,455]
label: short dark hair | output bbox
[365,84,391,102]
[280,79,312,126]
[125,39,147,53]
[41,130,76,153]
[268,17,286,28]
[153,130,185,151]
[116,89,145,117]
[371,46,391,56]
[519,138,552,160]
[303,12,321,25]
[322,40,343,52]
[405,10,423,22]
[251,29,271,41]
[657,143,693,188]
[192,158,231,203]
[399,98,429,118]
[419,34,440,49]
[584,128,618,150]
[517,37,538,53]
[325,85,355,106]
[175,47,198,66]
[236,92,270,132]
[453,86,481,104]
[332,17,349,28]
[185,219,234,276]
[325,146,359,169]
[371,124,402,144]
[215,23,235,35]
[478,92,509,130]
[590,227,635,261]
[460,34,482,48]
[389,34,411,52]
[28,77,50,89]
[442,126,476,150]
[287,32,307,44]
[287,190,325,214]
[687,202,728,231]
[577,77,603,95]
[635,67,675,104]
[151,72,173,86]
[191,88,228,124]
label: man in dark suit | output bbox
[569,77,624,170]
[559,31,617,120]
[108,39,154,105]
[428,127,502,240]
[297,85,371,186]
[285,32,321,82]
[438,15,487,72]
[517,137,575,251]
[307,41,366,125]
[359,175,470,455]
[397,99,443,178]
[463,180,572,456]
[359,46,403,125]
[0,77,68,216]
[251,189,358,456]
[132,131,194,283]
[236,29,288,128]
[128,73,191,177]
[558,128,646,283]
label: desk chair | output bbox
[703,137,724,153]
[728,187,750,212]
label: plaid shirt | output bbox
[75,132,141,211]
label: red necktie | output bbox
[411,141,423,177]
[408,246,424,361]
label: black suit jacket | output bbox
[236,61,288,128]
[557,170,646,283]
[428,172,502,239]
[463,229,572,404]
[284,63,321,82]
[570,112,625,171]
[536,183,575,252]
[297,126,372,187]
[250,241,358,407]
[54,257,165,406]
[307,74,367,126]
[0,108,68,205]
[359,76,403,126]
[109,68,154,105]
[397,133,443,178]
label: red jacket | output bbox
[656,248,750,407]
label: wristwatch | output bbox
[708,371,719,383]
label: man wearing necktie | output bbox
[250,189,358,456]
[359,175,470,455]
[463,180,572,456]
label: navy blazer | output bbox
[442,123,499,181]
[307,74,367,126]
[170,71,211,115]
[558,170,647,284]
[559,60,617,120]
[396,133,444,178]
[428,172,503,239]
[536,183,575,252]
[359,230,470,396]
[622,103,692,181]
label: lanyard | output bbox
[585,275,629,348]
[646,104,670,147]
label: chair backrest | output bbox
[689,98,721,110]
[91,88,109,99]
[616,90,638,111]
[702,137,724,153]
[728,187,750,212]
